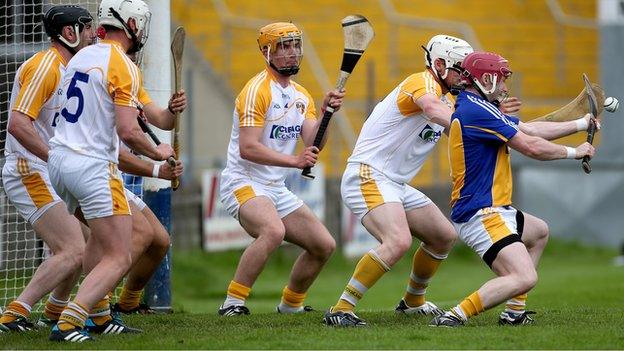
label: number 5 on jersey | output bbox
[61,71,89,123]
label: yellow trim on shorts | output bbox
[233,185,257,207]
[359,164,384,210]
[21,172,54,209]
[481,211,513,243]
[108,162,130,215]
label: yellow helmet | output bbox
[257,22,302,53]
[257,22,303,76]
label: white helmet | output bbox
[98,0,151,53]
[423,34,473,80]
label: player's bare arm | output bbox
[301,89,345,149]
[415,93,453,130]
[239,126,317,169]
[7,111,50,162]
[507,130,595,160]
[116,105,174,161]
[519,113,596,140]
[118,148,183,180]
[141,90,187,130]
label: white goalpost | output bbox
[0,0,172,313]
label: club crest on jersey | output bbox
[419,124,441,143]
[270,124,302,140]
[296,101,305,115]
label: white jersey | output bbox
[348,70,453,184]
[5,47,66,164]
[49,39,144,164]
[221,69,316,186]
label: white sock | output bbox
[277,302,303,314]
[222,295,245,309]
[451,306,468,321]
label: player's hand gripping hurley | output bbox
[581,73,598,174]
[301,15,374,179]
[171,26,185,189]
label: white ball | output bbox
[604,97,619,113]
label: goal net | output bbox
[0,0,123,313]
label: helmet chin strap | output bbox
[470,75,502,106]
[109,8,144,54]
[57,24,82,55]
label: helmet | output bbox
[98,0,151,54]
[43,5,93,49]
[258,22,302,53]
[423,34,473,79]
[460,51,512,94]
[258,22,303,76]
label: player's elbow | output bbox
[239,144,254,161]
[118,126,140,146]
[7,114,29,138]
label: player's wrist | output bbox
[565,146,577,159]
[152,163,161,178]
[575,117,589,131]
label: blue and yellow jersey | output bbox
[448,91,520,223]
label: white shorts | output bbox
[2,156,63,224]
[452,206,524,268]
[47,149,131,220]
[341,163,432,220]
[125,189,146,211]
[219,176,303,220]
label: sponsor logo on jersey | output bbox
[270,124,302,140]
[419,124,441,143]
[272,103,281,109]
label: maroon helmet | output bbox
[460,52,512,93]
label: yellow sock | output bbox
[227,280,251,301]
[281,286,306,308]
[118,287,143,311]
[44,295,68,321]
[404,245,444,307]
[452,291,484,320]
[505,293,527,313]
[89,297,112,326]
[332,250,390,313]
[58,302,88,331]
[0,300,31,324]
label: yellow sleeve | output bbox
[12,51,61,120]
[235,73,271,127]
[396,71,442,116]
[137,86,153,107]
[293,83,317,120]
[107,46,141,107]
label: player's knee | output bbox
[536,219,549,242]
[389,234,413,257]
[60,249,84,271]
[516,268,538,294]
[310,234,336,260]
[258,223,286,248]
[428,228,457,253]
[151,225,171,251]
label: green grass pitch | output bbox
[2,239,623,349]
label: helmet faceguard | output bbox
[43,5,93,54]
[460,51,513,104]
[98,0,151,55]
[258,22,303,76]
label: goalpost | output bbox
[0,0,173,313]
